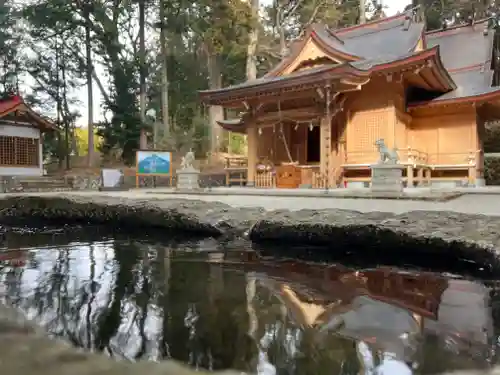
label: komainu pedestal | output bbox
[371,164,404,193]
[176,150,200,190]
[176,166,200,190]
[370,138,404,193]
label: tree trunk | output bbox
[207,53,224,152]
[246,0,259,81]
[359,0,366,24]
[139,0,148,149]
[61,42,71,170]
[276,4,286,57]
[55,36,64,170]
[85,0,94,167]
[159,0,170,140]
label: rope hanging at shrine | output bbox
[277,101,295,163]
[254,92,345,166]
[258,117,319,134]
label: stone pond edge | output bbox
[0,194,497,265]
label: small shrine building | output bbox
[200,11,500,188]
[0,95,56,176]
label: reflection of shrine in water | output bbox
[0,240,496,374]
[237,260,495,373]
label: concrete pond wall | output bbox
[1,193,500,375]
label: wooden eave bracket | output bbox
[340,77,370,89]
[377,52,456,93]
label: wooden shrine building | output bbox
[200,11,500,188]
[0,95,56,177]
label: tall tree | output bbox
[0,0,23,94]
[159,0,170,140]
[246,0,259,81]
[189,0,252,152]
[83,0,94,166]
[138,0,148,149]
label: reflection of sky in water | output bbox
[0,239,496,374]
[20,243,114,317]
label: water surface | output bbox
[0,234,498,374]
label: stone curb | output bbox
[0,194,499,275]
[142,189,464,202]
[249,209,500,276]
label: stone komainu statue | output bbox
[374,138,399,164]
[180,150,195,169]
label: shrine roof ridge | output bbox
[425,17,493,37]
[426,18,494,74]
[333,9,414,36]
[265,9,423,79]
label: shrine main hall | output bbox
[200,11,500,189]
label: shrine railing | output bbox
[311,170,325,188]
[343,149,481,170]
[425,152,477,166]
[344,147,429,166]
[255,171,275,188]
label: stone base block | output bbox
[176,168,200,190]
[370,164,404,193]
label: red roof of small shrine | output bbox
[0,95,57,130]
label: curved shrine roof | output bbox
[200,12,500,112]
[426,19,493,71]
[265,11,424,78]
[410,18,500,108]
[334,13,424,60]
[201,46,455,106]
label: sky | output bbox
[75,0,411,127]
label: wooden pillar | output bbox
[468,151,476,185]
[406,165,414,187]
[476,149,485,186]
[476,113,486,186]
[320,116,331,187]
[468,167,476,185]
[424,168,431,185]
[388,101,397,150]
[247,125,258,187]
[417,168,424,186]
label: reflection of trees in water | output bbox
[0,241,261,371]
[0,264,24,304]
[1,246,102,349]
[0,241,369,374]
[161,260,256,372]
